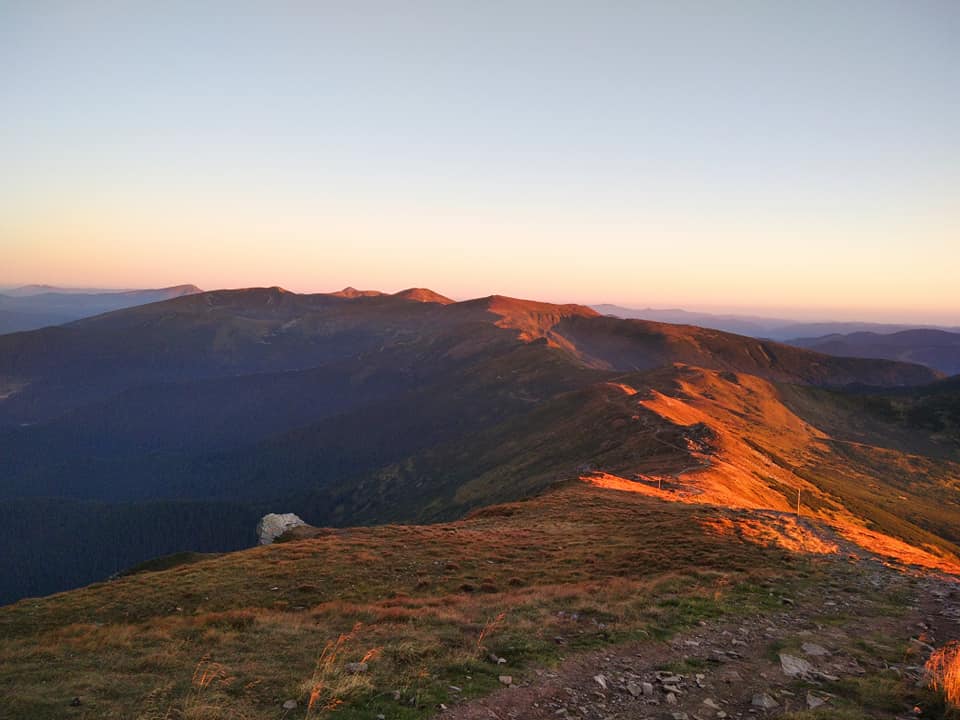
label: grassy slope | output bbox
[774,378,960,557]
[0,289,960,632]
[0,484,816,720]
[324,363,960,568]
[300,379,693,525]
[1,357,956,606]
[655,367,960,564]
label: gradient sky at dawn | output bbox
[2,1,958,322]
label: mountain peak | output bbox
[446,294,600,349]
[392,288,454,304]
[6,284,61,296]
[330,286,386,298]
[164,284,203,295]
[468,294,600,318]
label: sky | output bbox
[2,1,958,323]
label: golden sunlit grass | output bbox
[699,514,840,555]
[589,365,960,573]
[0,483,822,719]
[927,641,960,708]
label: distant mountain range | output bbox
[788,329,960,376]
[593,304,960,341]
[0,284,203,334]
[0,286,952,604]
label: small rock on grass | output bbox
[657,672,684,684]
[499,675,513,686]
[779,653,815,678]
[282,699,297,710]
[752,692,779,709]
[719,669,743,683]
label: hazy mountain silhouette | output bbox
[594,303,960,341]
[0,284,202,334]
[787,329,960,375]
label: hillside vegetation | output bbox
[3,482,958,719]
[1,288,960,718]
[0,483,829,719]
[0,288,954,605]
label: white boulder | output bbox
[256,513,306,545]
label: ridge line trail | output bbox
[447,530,960,720]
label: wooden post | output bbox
[658,477,662,490]
[796,488,801,518]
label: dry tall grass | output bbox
[302,622,380,717]
[927,641,960,707]
[476,611,506,654]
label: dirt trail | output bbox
[448,544,960,720]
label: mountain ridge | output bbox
[0,284,204,334]
[0,286,953,607]
[787,328,960,375]
[594,303,960,341]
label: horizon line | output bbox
[3,280,959,328]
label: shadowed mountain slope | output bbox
[0,288,953,603]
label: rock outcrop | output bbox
[256,513,307,545]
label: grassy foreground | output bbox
[1,483,831,719]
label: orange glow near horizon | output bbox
[3,209,958,324]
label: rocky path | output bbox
[448,551,960,720]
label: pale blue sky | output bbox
[2,1,958,321]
